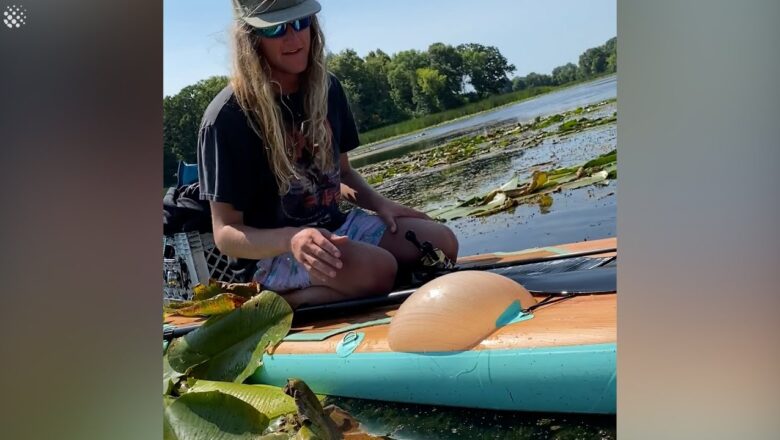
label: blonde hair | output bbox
[230,15,333,194]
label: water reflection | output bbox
[328,396,616,440]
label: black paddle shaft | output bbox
[163,268,616,340]
[162,247,616,340]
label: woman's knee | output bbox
[432,223,459,261]
[361,246,397,293]
[334,240,397,295]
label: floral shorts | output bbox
[252,209,387,292]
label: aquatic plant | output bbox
[163,288,384,439]
[358,101,616,188]
[427,149,617,221]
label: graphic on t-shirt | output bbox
[280,127,342,226]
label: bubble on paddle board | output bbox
[388,271,536,352]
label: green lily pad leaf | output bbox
[192,281,224,302]
[190,380,298,420]
[559,170,610,191]
[527,170,548,193]
[499,176,519,191]
[165,300,195,310]
[547,166,579,178]
[168,291,293,383]
[582,149,616,169]
[164,354,184,395]
[165,293,249,317]
[163,391,269,440]
[438,207,476,222]
[473,192,516,217]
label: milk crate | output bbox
[163,232,240,303]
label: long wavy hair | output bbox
[230,15,333,195]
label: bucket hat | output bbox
[232,0,322,28]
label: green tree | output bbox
[386,49,428,115]
[364,49,405,127]
[427,42,464,108]
[511,76,527,91]
[329,49,404,131]
[414,67,447,113]
[604,37,617,72]
[551,62,579,85]
[578,46,608,78]
[328,49,370,128]
[524,72,553,88]
[163,75,229,186]
[458,43,515,97]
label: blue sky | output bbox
[164,0,616,97]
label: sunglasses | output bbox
[254,16,312,39]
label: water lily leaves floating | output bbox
[473,192,516,218]
[189,380,298,420]
[165,293,248,317]
[428,150,616,221]
[527,170,548,193]
[557,170,609,191]
[167,291,293,383]
[163,391,269,440]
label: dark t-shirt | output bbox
[197,74,360,231]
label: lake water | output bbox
[350,75,616,168]
[340,82,618,439]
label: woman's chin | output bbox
[278,58,309,75]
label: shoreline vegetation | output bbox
[164,37,616,186]
[356,73,615,148]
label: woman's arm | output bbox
[209,201,298,260]
[210,201,343,279]
[338,153,430,233]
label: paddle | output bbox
[292,266,615,322]
[163,264,616,341]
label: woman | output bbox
[198,0,458,308]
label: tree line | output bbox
[164,37,616,186]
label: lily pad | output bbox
[163,391,269,440]
[167,291,293,383]
[426,149,616,222]
[189,380,298,420]
[192,281,223,302]
[165,293,249,317]
[558,170,610,191]
[164,354,184,395]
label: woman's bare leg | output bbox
[291,238,397,306]
[282,219,455,308]
[281,285,347,310]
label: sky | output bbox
[164,0,616,97]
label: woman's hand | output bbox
[376,200,431,233]
[289,228,347,280]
